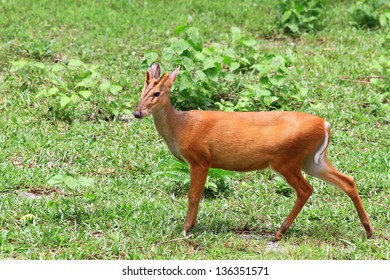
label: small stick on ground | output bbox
[134,234,194,250]
[152,234,194,246]
[339,75,384,84]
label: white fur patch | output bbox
[314,122,330,164]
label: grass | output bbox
[0,0,389,260]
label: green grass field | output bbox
[0,0,389,260]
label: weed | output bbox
[278,0,325,35]
[154,158,236,195]
[8,59,134,121]
[349,0,390,29]
[47,172,95,224]
[149,25,306,111]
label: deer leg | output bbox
[303,153,373,238]
[273,168,314,241]
[318,161,372,238]
[182,164,208,236]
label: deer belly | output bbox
[210,149,269,171]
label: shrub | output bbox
[278,0,325,35]
[368,56,390,120]
[144,25,306,112]
[349,0,390,29]
[8,59,132,121]
[154,158,236,195]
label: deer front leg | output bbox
[183,164,209,236]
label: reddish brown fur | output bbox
[134,63,372,241]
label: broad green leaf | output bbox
[271,55,286,68]
[370,78,379,85]
[60,95,72,108]
[144,52,159,66]
[231,26,242,43]
[75,80,89,88]
[179,72,193,91]
[205,181,218,193]
[269,75,285,86]
[202,57,216,70]
[70,94,80,102]
[379,14,389,27]
[77,176,94,187]
[222,72,234,82]
[230,62,240,71]
[256,88,271,97]
[47,174,66,186]
[162,47,176,61]
[109,105,119,116]
[299,87,308,96]
[186,27,202,51]
[204,67,220,82]
[36,89,47,98]
[260,76,270,87]
[68,59,83,68]
[10,60,27,71]
[171,38,191,55]
[48,87,59,95]
[109,85,122,94]
[264,96,279,107]
[242,39,257,48]
[82,193,97,204]
[239,57,250,65]
[46,200,60,215]
[223,55,232,66]
[194,70,208,82]
[194,52,206,62]
[99,82,111,93]
[32,62,45,69]
[180,56,195,70]
[78,90,92,99]
[51,63,65,72]
[64,176,78,189]
[174,24,187,35]
[286,23,299,33]
[281,10,292,23]
[251,64,263,72]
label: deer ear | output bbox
[150,63,161,80]
[145,70,151,84]
[168,65,180,82]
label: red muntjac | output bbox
[134,63,372,241]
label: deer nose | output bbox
[134,111,143,119]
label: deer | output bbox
[133,63,373,241]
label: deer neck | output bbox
[152,99,184,159]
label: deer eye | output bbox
[153,92,160,97]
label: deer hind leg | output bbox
[303,153,373,238]
[271,165,314,241]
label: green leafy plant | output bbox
[146,25,305,112]
[278,0,325,35]
[217,53,308,111]
[47,172,95,224]
[8,59,133,121]
[349,0,390,29]
[367,56,390,120]
[23,40,52,60]
[154,158,236,195]
[156,25,228,109]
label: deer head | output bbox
[134,63,180,119]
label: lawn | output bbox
[0,0,389,260]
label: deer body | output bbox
[154,108,325,172]
[134,63,372,241]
